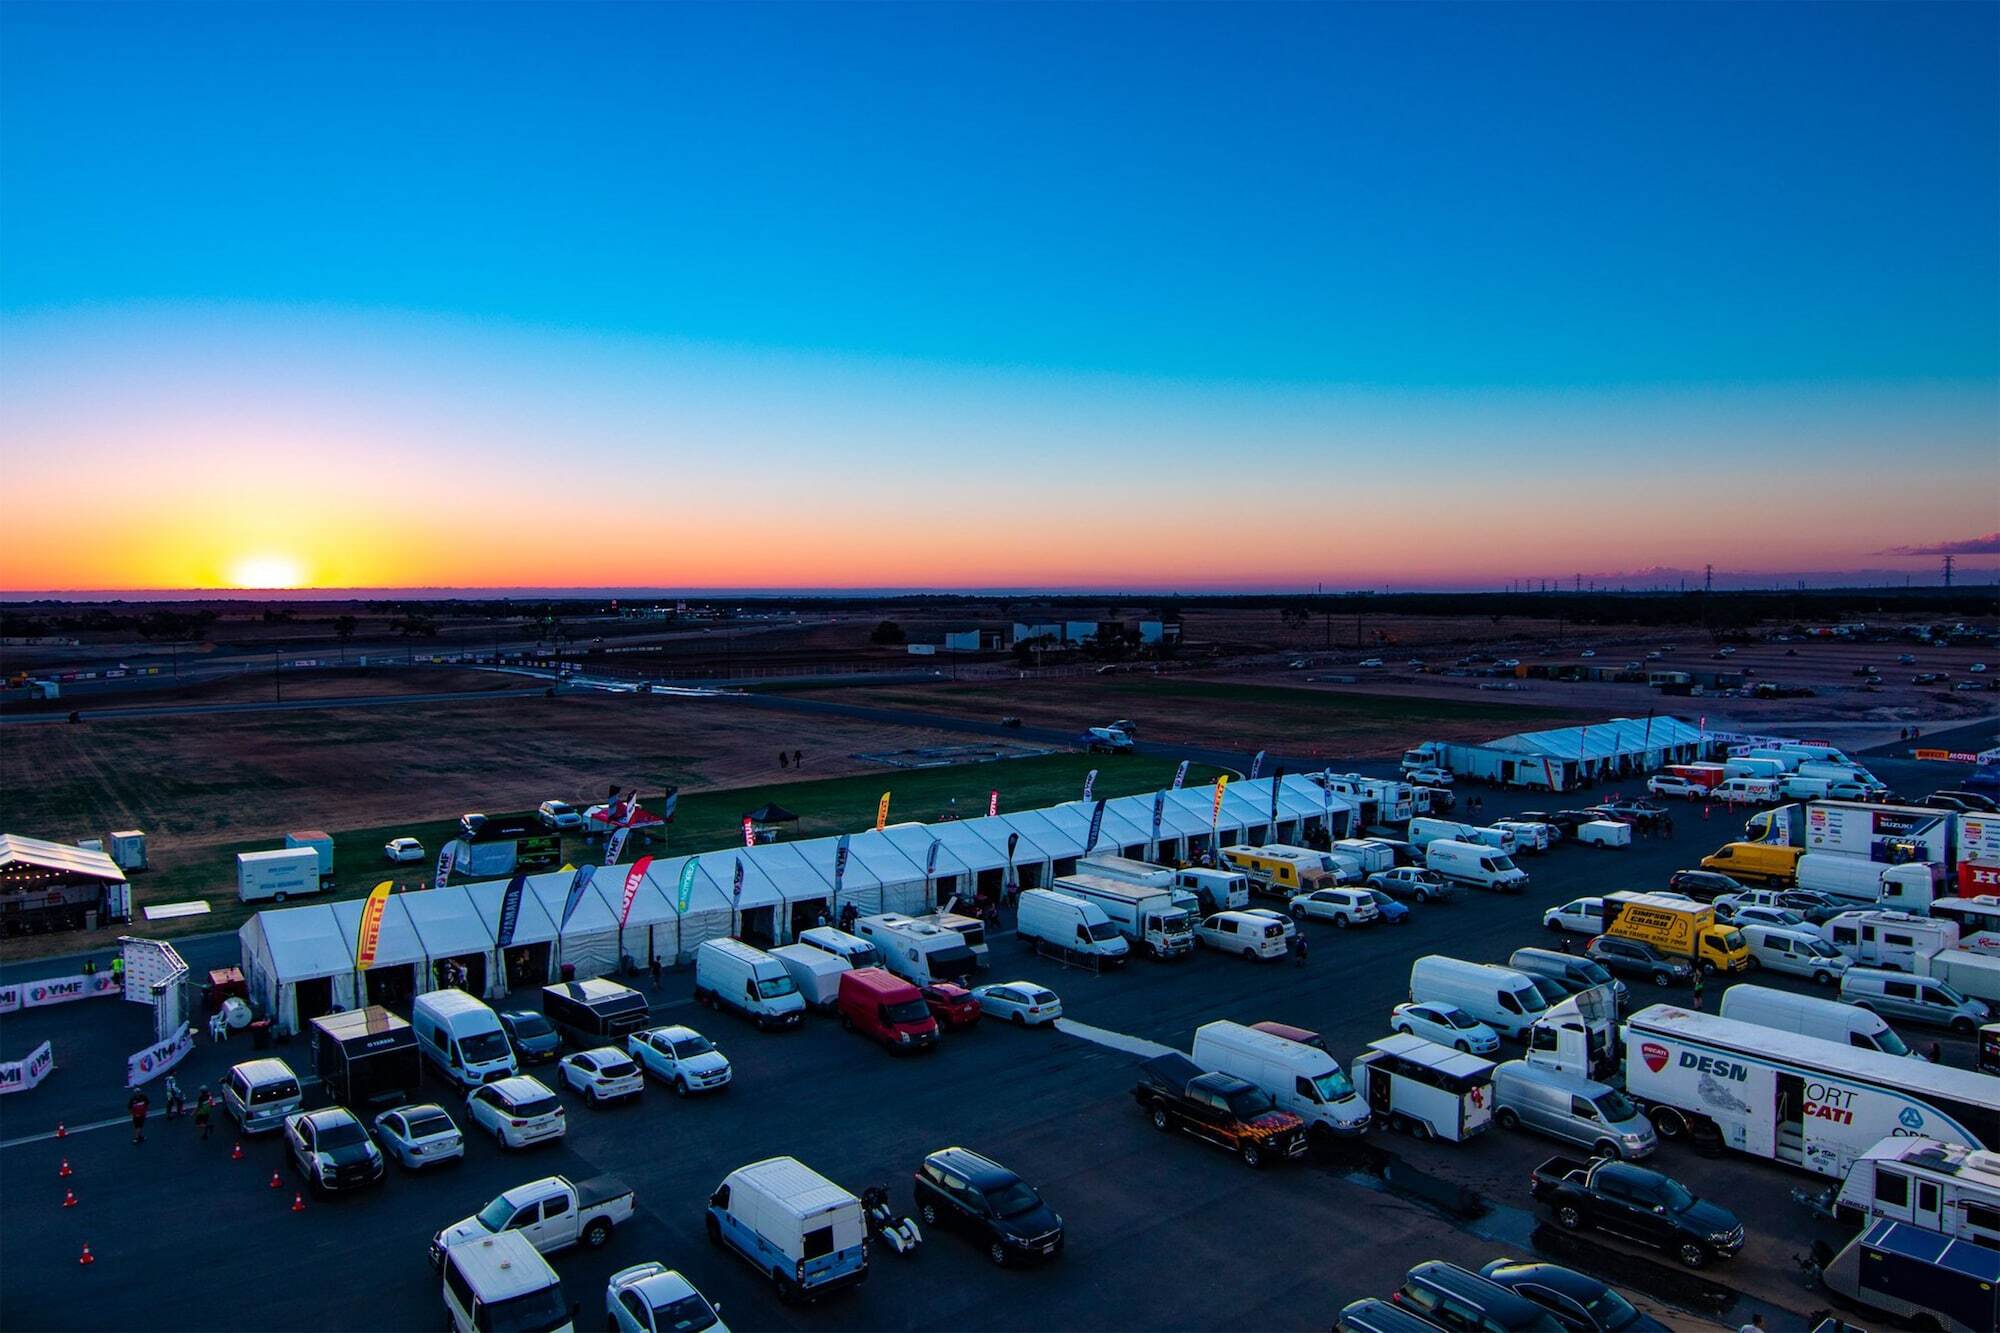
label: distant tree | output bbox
[869,620,906,646]
[261,608,296,623]
[393,615,439,638]
[333,615,358,642]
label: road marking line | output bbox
[1053,1018,1174,1060]
[1,1116,127,1149]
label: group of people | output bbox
[776,749,806,770]
[126,1075,216,1144]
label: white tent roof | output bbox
[528,873,619,939]
[241,903,353,981]
[648,853,785,913]
[744,842,836,902]
[841,830,928,889]
[1047,799,1151,852]
[964,814,1054,868]
[777,835,888,901]
[468,875,561,946]
[1486,716,1704,761]
[993,809,1084,859]
[332,894,426,969]
[927,820,1011,873]
[609,867,681,931]
[873,824,972,883]
[401,888,496,959]
[1164,786,1246,837]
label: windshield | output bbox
[476,1195,517,1230]
[1026,989,1057,1005]
[755,977,798,999]
[850,946,881,968]
[883,999,931,1025]
[986,1180,1043,1218]
[1585,1286,1639,1329]
[1719,929,1746,952]
[670,1036,714,1059]
[1224,1086,1277,1118]
[650,1294,719,1333]
[545,802,571,815]
[1594,1090,1639,1122]
[318,1120,368,1149]
[474,1282,570,1333]
[1931,984,1969,1008]
[1309,1069,1355,1103]
[1514,985,1548,1013]
[1657,1177,1696,1212]
[1488,856,1517,873]
[1874,1025,1913,1057]
[461,1031,512,1063]
[1087,921,1121,942]
[1804,939,1842,959]
[507,1014,554,1040]
[1573,961,1613,986]
[1162,915,1192,934]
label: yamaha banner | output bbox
[1172,760,1189,790]
[495,873,526,949]
[732,858,745,910]
[619,856,652,929]
[560,864,598,930]
[1085,798,1107,853]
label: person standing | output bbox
[128,1089,150,1144]
[793,749,804,769]
[1292,932,1309,967]
[164,1075,185,1119]
[778,751,788,770]
[649,955,663,992]
[1690,970,1706,1011]
[194,1089,214,1140]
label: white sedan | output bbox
[466,1076,566,1149]
[626,1025,732,1097]
[383,836,425,863]
[607,1262,729,1333]
[558,1046,645,1106]
[371,1103,464,1170]
[1391,1002,1501,1055]
[971,982,1062,1027]
[1406,766,1453,786]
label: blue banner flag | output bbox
[1082,768,1098,801]
[1085,798,1107,853]
[1250,750,1267,780]
[832,834,851,909]
[496,873,526,949]
[1270,768,1285,825]
[558,865,597,931]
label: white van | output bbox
[1493,821,1552,853]
[1197,910,1290,961]
[1408,818,1480,852]
[1015,889,1131,964]
[797,926,881,970]
[1467,826,1521,856]
[1425,840,1528,893]
[441,1232,571,1333]
[413,989,519,1092]
[1715,777,1782,804]
[1823,910,1959,971]
[769,943,849,1008]
[1193,1020,1370,1142]
[1408,956,1549,1040]
[707,1157,868,1301]
[694,939,807,1030]
[1172,867,1250,913]
[221,1057,304,1134]
[1739,924,1852,986]
[1717,983,1919,1058]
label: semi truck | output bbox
[1745,801,1955,866]
[1050,873,1194,959]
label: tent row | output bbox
[239,773,1358,1033]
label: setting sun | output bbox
[228,555,307,589]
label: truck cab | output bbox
[431,1174,637,1270]
[1604,892,1751,975]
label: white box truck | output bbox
[1796,853,1940,910]
[1622,1004,2000,1178]
[1051,873,1194,960]
[1076,853,1174,891]
[1924,949,2000,1008]
[769,943,849,1009]
[237,846,324,904]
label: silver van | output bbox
[222,1057,304,1134]
[1739,924,1851,986]
[1841,967,1991,1035]
[1490,1060,1656,1160]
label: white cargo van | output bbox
[1172,867,1250,913]
[1425,840,1528,893]
[1822,910,1959,971]
[1196,910,1289,961]
[854,914,978,985]
[694,939,807,1030]
[707,1157,868,1301]
[1408,956,1549,1040]
[1408,818,1480,852]
[1192,1020,1370,1142]
[1717,983,1919,1057]
[769,943,849,1008]
[413,989,520,1091]
[1714,777,1782,804]
[1014,890,1130,964]
[797,926,880,970]
[1466,826,1520,856]
[440,1232,572,1333]
[1739,924,1852,985]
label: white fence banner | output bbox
[0,1041,55,1095]
[0,971,122,1013]
[126,1023,193,1089]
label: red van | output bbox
[838,967,940,1052]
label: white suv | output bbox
[1405,766,1453,786]
[1287,888,1380,928]
[466,1076,566,1149]
[1646,775,1705,799]
[537,800,583,830]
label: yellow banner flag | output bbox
[1212,774,1229,823]
[876,791,892,831]
[354,881,392,970]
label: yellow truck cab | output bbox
[1699,841,1804,886]
[1604,891,1752,975]
[1221,847,1337,900]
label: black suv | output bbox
[1393,1262,1564,1332]
[497,1009,562,1065]
[912,1147,1063,1267]
[1585,936,1690,987]
[1664,870,1741,903]
[1476,1259,1668,1332]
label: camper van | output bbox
[413,990,519,1092]
[1192,1020,1370,1142]
[854,914,979,985]
[1013,890,1130,964]
[1424,840,1528,892]
[1834,1137,2000,1245]
[694,939,807,1030]
[1822,910,1959,972]
[797,926,881,971]
[1717,983,1919,1057]
[1408,956,1549,1041]
[1222,846,1351,898]
[1407,818,1482,853]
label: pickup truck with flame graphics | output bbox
[1132,1053,1308,1167]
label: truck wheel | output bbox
[772,1269,798,1304]
[675,1077,691,1097]
[1495,1108,1519,1131]
[1151,1107,1170,1132]
[1677,1242,1708,1269]
[1701,960,1718,975]
[1240,1140,1264,1167]
[1416,889,1431,904]
[1556,1205,1583,1231]
[1652,1108,1689,1140]
[1812,970,1833,986]
[583,1218,611,1248]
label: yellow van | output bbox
[1699,841,1804,886]
[1221,846,1336,900]
[1604,892,1752,975]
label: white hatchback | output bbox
[558,1047,645,1107]
[970,982,1061,1027]
[383,836,426,863]
[626,1025,732,1097]
[466,1076,566,1149]
[1391,1002,1501,1055]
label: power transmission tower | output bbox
[1943,555,1955,588]
[1704,564,1713,594]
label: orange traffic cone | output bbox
[62,1188,78,1208]
[230,1141,244,1161]
[55,1121,67,1139]
[58,1159,72,1178]
[291,1192,307,1213]
[268,1171,281,1189]
[78,1243,94,1266]
[1703,805,1711,820]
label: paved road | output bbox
[10,760,1991,1333]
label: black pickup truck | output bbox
[1131,1053,1307,1168]
[1528,1154,1744,1269]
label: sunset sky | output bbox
[2,3,1995,593]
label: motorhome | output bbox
[934,912,991,970]
[1822,910,1959,972]
[1834,1137,2000,1244]
[1171,867,1251,913]
[1222,845,1350,898]
[1817,1218,1999,1333]
[854,913,978,985]
[1929,897,2000,955]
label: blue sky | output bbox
[1,2,1995,590]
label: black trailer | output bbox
[310,1006,421,1111]
[541,978,650,1048]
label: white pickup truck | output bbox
[431,1174,636,1270]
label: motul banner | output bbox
[0,1040,53,1095]
[742,816,756,849]
[619,856,653,929]
[0,972,121,1014]
[126,1023,192,1088]
[353,882,392,970]
[988,789,999,818]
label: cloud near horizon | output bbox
[1875,534,2000,557]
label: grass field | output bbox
[0,751,1222,960]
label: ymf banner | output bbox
[1211,775,1229,825]
[619,856,653,929]
[876,792,891,831]
[495,873,526,950]
[604,825,631,866]
[433,841,457,891]
[354,882,392,970]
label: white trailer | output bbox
[1834,1136,2000,1244]
[1333,839,1397,874]
[768,943,848,1008]
[1622,1005,2000,1178]
[1797,854,1941,911]
[237,847,324,904]
[1352,1032,1495,1143]
[1926,950,2000,1008]
[1051,873,1194,960]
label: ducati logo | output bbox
[1640,1042,1670,1073]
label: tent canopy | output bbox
[401,888,496,959]
[242,903,353,981]
[1486,716,1704,761]
[332,894,426,969]
[743,802,800,824]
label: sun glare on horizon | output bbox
[228,555,307,589]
